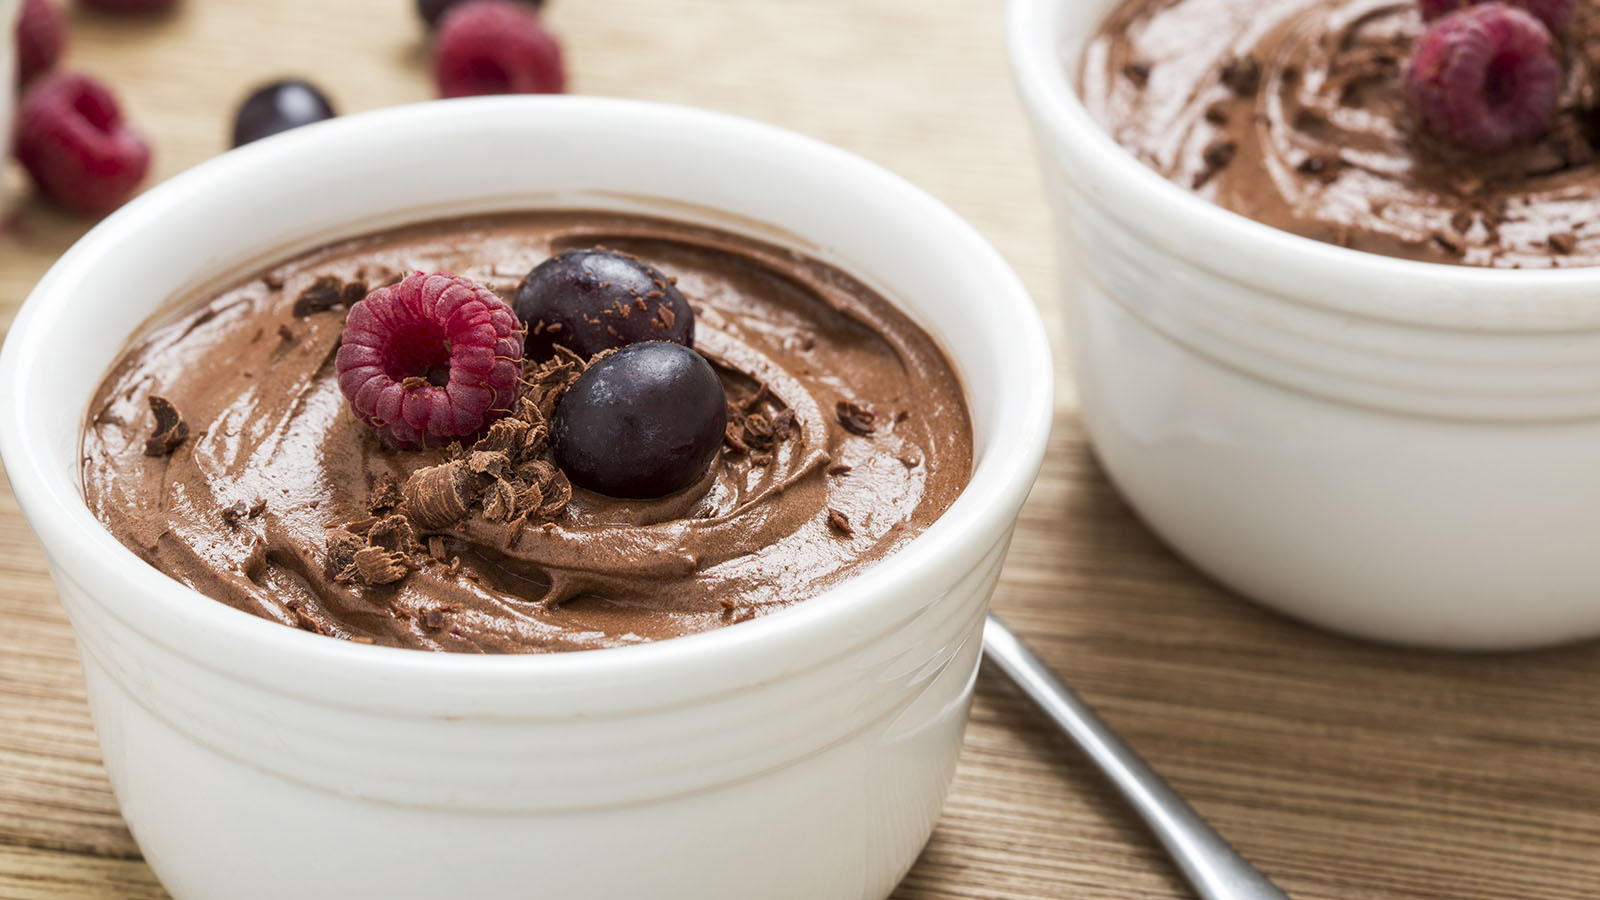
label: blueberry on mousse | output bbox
[552,342,728,499]
[513,248,695,360]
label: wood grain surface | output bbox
[4,1,1600,898]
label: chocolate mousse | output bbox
[81,212,972,652]
[1080,0,1600,266]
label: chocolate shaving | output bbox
[288,602,324,634]
[826,508,854,537]
[1220,55,1261,96]
[277,323,296,343]
[403,461,474,530]
[1296,152,1342,184]
[222,500,249,528]
[340,281,369,306]
[292,275,346,317]
[1202,139,1237,172]
[836,401,876,436]
[324,529,365,581]
[421,608,447,630]
[467,450,510,479]
[427,535,447,561]
[367,514,416,554]
[1549,232,1578,255]
[144,394,189,457]
[367,473,401,514]
[827,463,853,476]
[477,418,531,458]
[249,499,268,518]
[1122,61,1152,87]
[536,470,572,520]
[1432,228,1466,255]
[350,547,410,586]
[1203,100,1231,125]
[483,478,517,523]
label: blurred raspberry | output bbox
[1417,0,1573,34]
[16,0,65,86]
[1406,3,1560,152]
[14,72,152,214]
[433,0,564,98]
[335,273,525,449]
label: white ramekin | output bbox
[0,98,1052,899]
[1011,0,1600,651]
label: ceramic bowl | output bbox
[1010,0,1600,650]
[0,97,1053,899]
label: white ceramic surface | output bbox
[1010,0,1600,650]
[0,98,1053,899]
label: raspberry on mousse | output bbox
[1405,2,1562,153]
[335,272,525,450]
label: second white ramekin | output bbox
[1011,0,1600,650]
[0,97,1053,898]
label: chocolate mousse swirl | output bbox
[81,212,972,653]
[1082,0,1600,266]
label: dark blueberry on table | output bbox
[552,342,727,499]
[231,80,337,148]
[513,247,694,361]
[417,0,543,28]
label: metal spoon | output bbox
[982,614,1292,900]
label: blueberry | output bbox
[231,80,337,148]
[418,0,544,28]
[513,248,694,361]
[553,342,727,499]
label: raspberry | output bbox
[432,0,564,98]
[1405,4,1560,153]
[16,0,65,86]
[1417,0,1573,33]
[335,273,525,450]
[15,73,152,215]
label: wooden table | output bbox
[5,0,1600,897]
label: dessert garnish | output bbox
[231,79,338,148]
[15,72,151,214]
[143,394,187,457]
[16,0,65,87]
[513,247,695,359]
[417,0,544,28]
[1405,3,1562,152]
[551,341,729,498]
[835,400,876,436]
[432,0,565,98]
[335,272,525,449]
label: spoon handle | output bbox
[981,615,1292,900]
